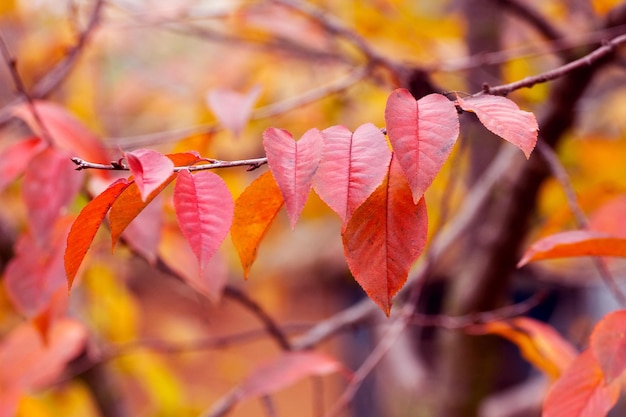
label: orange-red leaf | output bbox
[542,349,620,417]
[65,179,130,290]
[0,137,46,192]
[456,94,538,158]
[469,317,577,379]
[589,195,626,238]
[166,151,204,167]
[314,123,391,225]
[207,86,261,137]
[173,170,233,275]
[518,230,626,267]
[119,193,163,264]
[22,148,83,244]
[238,351,347,401]
[342,155,428,316]
[263,127,322,229]
[12,100,109,164]
[590,310,626,383]
[125,149,174,201]
[231,171,284,278]
[385,89,459,203]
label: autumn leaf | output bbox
[263,127,322,229]
[207,85,262,137]
[120,193,163,265]
[469,317,577,379]
[65,178,131,290]
[588,195,626,238]
[125,149,175,201]
[590,309,626,383]
[518,230,626,267]
[314,123,391,226]
[173,170,233,276]
[342,154,428,316]
[238,351,348,401]
[0,137,46,192]
[542,349,620,417]
[385,89,459,203]
[456,94,538,158]
[231,171,284,278]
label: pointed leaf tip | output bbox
[263,127,322,229]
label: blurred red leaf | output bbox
[0,319,87,417]
[207,85,261,137]
[12,100,109,164]
[4,216,73,317]
[542,349,620,417]
[342,155,428,316]
[589,195,626,238]
[590,310,626,383]
[231,171,284,278]
[120,192,163,265]
[0,137,46,192]
[263,127,322,229]
[518,230,626,267]
[238,351,348,401]
[125,149,174,201]
[385,89,459,203]
[65,178,131,290]
[469,317,577,379]
[173,170,233,276]
[456,94,538,159]
[22,148,83,244]
[314,123,391,225]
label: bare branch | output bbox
[71,156,269,172]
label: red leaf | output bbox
[207,85,261,137]
[314,123,391,225]
[263,127,322,229]
[542,349,620,417]
[0,137,46,192]
[173,170,233,275]
[22,148,83,244]
[589,195,626,238]
[65,179,131,290]
[590,310,626,383]
[238,351,348,401]
[125,149,175,201]
[12,100,109,164]
[231,171,284,278]
[342,155,428,316]
[4,217,73,317]
[385,89,459,203]
[0,319,87,417]
[166,151,204,167]
[120,193,163,264]
[518,230,626,267]
[456,94,538,159]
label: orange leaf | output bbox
[238,351,348,401]
[470,317,577,379]
[342,154,428,316]
[65,179,130,290]
[542,349,620,417]
[590,310,626,383]
[231,171,284,278]
[518,230,626,267]
[456,94,538,158]
[385,89,459,203]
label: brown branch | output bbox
[483,33,626,96]
[71,156,268,172]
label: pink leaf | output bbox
[589,195,626,238]
[125,149,175,201]
[342,155,428,316]
[173,170,234,275]
[263,127,322,229]
[22,148,83,244]
[456,94,538,159]
[0,137,46,192]
[542,349,620,417]
[590,310,626,383]
[385,89,460,203]
[121,193,163,264]
[314,123,391,225]
[207,85,262,137]
[238,351,348,401]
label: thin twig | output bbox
[71,156,269,172]
[535,140,626,307]
[483,33,626,95]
